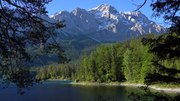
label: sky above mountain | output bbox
[46,0,165,26]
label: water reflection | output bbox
[94,95,119,101]
[93,86,180,101]
[0,81,179,101]
[127,87,180,101]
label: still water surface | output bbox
[0,80,179,101]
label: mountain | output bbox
[30,4,166,65]
[50,4,166,42]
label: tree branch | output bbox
[134,0,147,11]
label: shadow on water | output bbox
[94,95,120,101]
[93,86,180,101]
[127,87,180,101]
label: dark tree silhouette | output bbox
[141,0,180,84]
[0,0,69,90]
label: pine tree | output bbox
[142,0,180,84]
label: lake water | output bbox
[0,80,179,101]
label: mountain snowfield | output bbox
[50,4,166,42]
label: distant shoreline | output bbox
[46,79,180,93]
[70,82,180,93]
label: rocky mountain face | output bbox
[50,4,166,42]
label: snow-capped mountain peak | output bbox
[91,4,118,14]
[72,8,87,16]
[50,4,166,42]
[124,11,142,16]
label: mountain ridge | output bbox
[50,4,166,42]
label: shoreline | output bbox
[71,82,180,93]
[46,79,180,93]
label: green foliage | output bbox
[77,36,180,84]
[35,35,180,85]
[35,63,78,80]
[142,0,180,85]
[60,34,100,61]
[77,43,126,82]
[142,32,180,84]
[123,49,134,82]
[123,39,154,83]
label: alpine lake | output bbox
[0,80,179,101]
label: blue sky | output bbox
[46,0,165,26]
